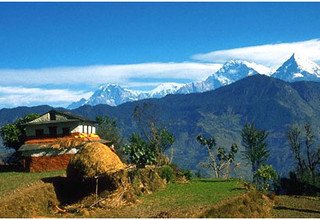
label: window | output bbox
[35,129,44,137]
[49,126,57,136]
[62,127,70,135]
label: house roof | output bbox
[18,139,111,152]
[24,109,96,125]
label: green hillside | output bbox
[2,75,320,176]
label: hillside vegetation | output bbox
[2,75,320,176]
[0,170,65,197]
[0,172,245,218]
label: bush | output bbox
[182,169,193,180]
[123,133,156,168]
[279,171,320,196]
[254,165,277,192]
[159,165,175,183]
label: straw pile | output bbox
[67,142,125,180]
[50,139,86,149]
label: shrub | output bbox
[182,169,193,180]
[254,165,277,192]
[159,165,175,183]
[123,133,156,168]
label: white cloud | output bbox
[0,62,222,108]
[2,38,320,109]
[0,86,92,108]
[0,62,222,88]
[192,38,320,68]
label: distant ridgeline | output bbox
[68,53,320,109]
[1,75,320,177]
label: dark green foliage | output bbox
[254,164,278,192]
[0,113,40,150]
[4,76,320,176]
[159,165,175,183]
[195,170,202,178]
[182,169,193,180]
[150,127,175,158]
[96,115,125,158]
[132,103,175,165]
[166,163,193,181]
[123,133,156,168]
[196,134,238,178]
[241,123,269,182]
[283,123,320,194]
[279,171,320,196]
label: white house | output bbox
[24,110,97,139]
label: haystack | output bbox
[67,142,125,180]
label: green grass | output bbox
[0,173,246,218]
[141,178,244,208]
[0,170,65,197]
[91,178,245,218]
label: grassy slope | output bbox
[85,179,245,218]
[0,170,65,197]
[272,195,320,218]
[3,171,319,218]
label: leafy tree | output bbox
[196,134,238,178]
[149,125,175,165]
[241,123,269,183]
[254,164,278,191]
[0,113,40,150]
[123,133,156,168]
[287,123,320,185]
[96,115,124,156]
[131,103,175,165]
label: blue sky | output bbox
[1,2,320,108]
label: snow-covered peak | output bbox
[242,61,272,76]
[272,53,320,82]
[289,53,320,74]
[216,59,271,75]
[98,83,121,90]
[149,82,184,98]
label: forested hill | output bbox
[1,75,320,176]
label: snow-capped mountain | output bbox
[68,84,141,108]
[68,54,320,109]
[67,82,184,109]
[67,98,87,110]
[177,60,270,94]
[68,60,270,109]
[148,83,184,98]
[272,53,320,82]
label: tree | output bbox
[254,164,278,191]
[287,123,320,184]
[131,103,175,165]
[123,133,156,168]
[0,113,40,151]
[96,115,124,149]
[241,123,269,183]
[149,125,175,165]
[123,127,175,168]
[196,134,238,178]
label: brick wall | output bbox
[24,154,74,172]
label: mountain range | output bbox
[68,53,320,109]
[2,74,320,177]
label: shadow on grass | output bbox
[230,187,245,191]
[42,175,118,205]
[42,176,96,205]
[274,206,320,214]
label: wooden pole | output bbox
[95,176,99,203]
